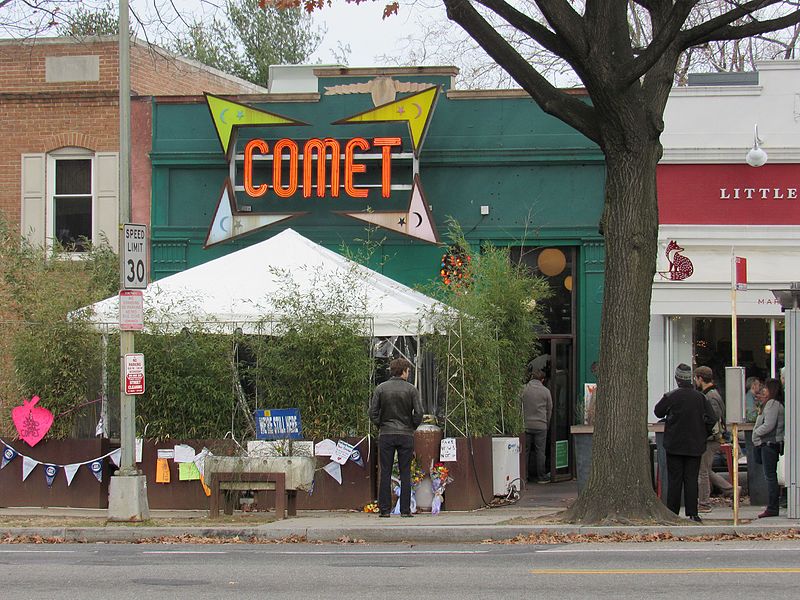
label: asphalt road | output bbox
[0,540,798,599]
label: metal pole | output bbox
[786,308,799,519]
[118,0,135,476]
[108,1,148,520]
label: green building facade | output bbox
[146,66,605,465]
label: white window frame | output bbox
[46,147,96,253]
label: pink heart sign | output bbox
[12,396,54,447]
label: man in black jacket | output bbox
[654,363,716,522]
[369,358,424,517]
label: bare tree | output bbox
[381,1,800,88]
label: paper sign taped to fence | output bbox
[440,438,457,462]
[332,440,355,465]
[179,462,201,481]
[135,438,143,463]
[173,444,196,463]
[314,439,337,457]
[157,448,174,460]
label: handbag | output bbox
[778,452,786,487]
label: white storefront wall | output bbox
[647,60,800,418]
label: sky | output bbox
[308,2,438,66]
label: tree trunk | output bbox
[564,137,679,524]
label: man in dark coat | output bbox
[369,357,424,518]
[654,363,716,522]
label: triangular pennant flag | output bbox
[1,445,18,469]
[88,459,103,482]
[22,455,38,481]
[44,464,58,488]
[64,463,80,486]
[334,86,440,157]
[205,93,307,160]
[349,448,364,468]
[323,461,342,484]
[110,448,121,468]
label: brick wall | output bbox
[0,37,263,229]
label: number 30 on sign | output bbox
[121,223,148,290]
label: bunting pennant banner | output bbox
[1,445,18,469]
[110,448,122,468]
[349,448,364,468]
[64,463,80,486]
[323,461,342,484]
[44,464,58,488]
[22,455,38,481]
[88,460,103,482]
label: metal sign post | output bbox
[108,0,149,521]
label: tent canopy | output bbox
[81,229,442,336]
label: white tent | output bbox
[81,229,442,336]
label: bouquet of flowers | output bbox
[429,461,453,514]
[363,500,380,513]
[390,457,425,514]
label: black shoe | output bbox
[400,513,414,518]
[379,513,390,518]
[689,515,703,523]
[758,510,779,518]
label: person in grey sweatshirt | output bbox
[752,377,785,518]
[521,369,552,484]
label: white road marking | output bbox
[536,546,800,553]
[0,550,76,553]
[142,551,228,555]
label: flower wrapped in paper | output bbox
[390,456,424,515]
[429,461,453,515]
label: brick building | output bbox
[0,36,265,253]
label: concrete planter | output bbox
[204,455,315,491]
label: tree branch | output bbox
[678,0,787,49]
[689,10,800,46]
[534,0,588,59]
[621,0,696,86]
[443,0,600,143]
[472,0,572,60]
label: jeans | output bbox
[666,453,701,517]
[698,440,720,505]
[760,444,780,514]
[378,434,414,515]
[525,429,548,481]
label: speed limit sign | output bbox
[121,223,148,290]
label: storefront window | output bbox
[510,246,574,335]
[693,317,784,387]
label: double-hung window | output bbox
[52,153,94,251]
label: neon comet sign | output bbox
[203,85,440,247]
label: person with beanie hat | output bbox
[654,363,717,522]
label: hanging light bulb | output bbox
[745,124,768,167]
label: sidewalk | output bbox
[1,481,797,543]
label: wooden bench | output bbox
[208,471,297,519]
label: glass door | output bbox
[549,338,574,482]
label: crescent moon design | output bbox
[413,211,423,228]
[219,216,230,232]
[220,108,228,124]
[412,103,422,119]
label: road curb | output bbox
[1,524,798,544]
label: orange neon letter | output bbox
[372,137,401,198]
[244,138,268,197]
[303,138,341,198]
[272,138,299,198]
[344,137,370,199]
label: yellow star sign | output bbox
[333,86,439,157]
[205,93,307,160]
